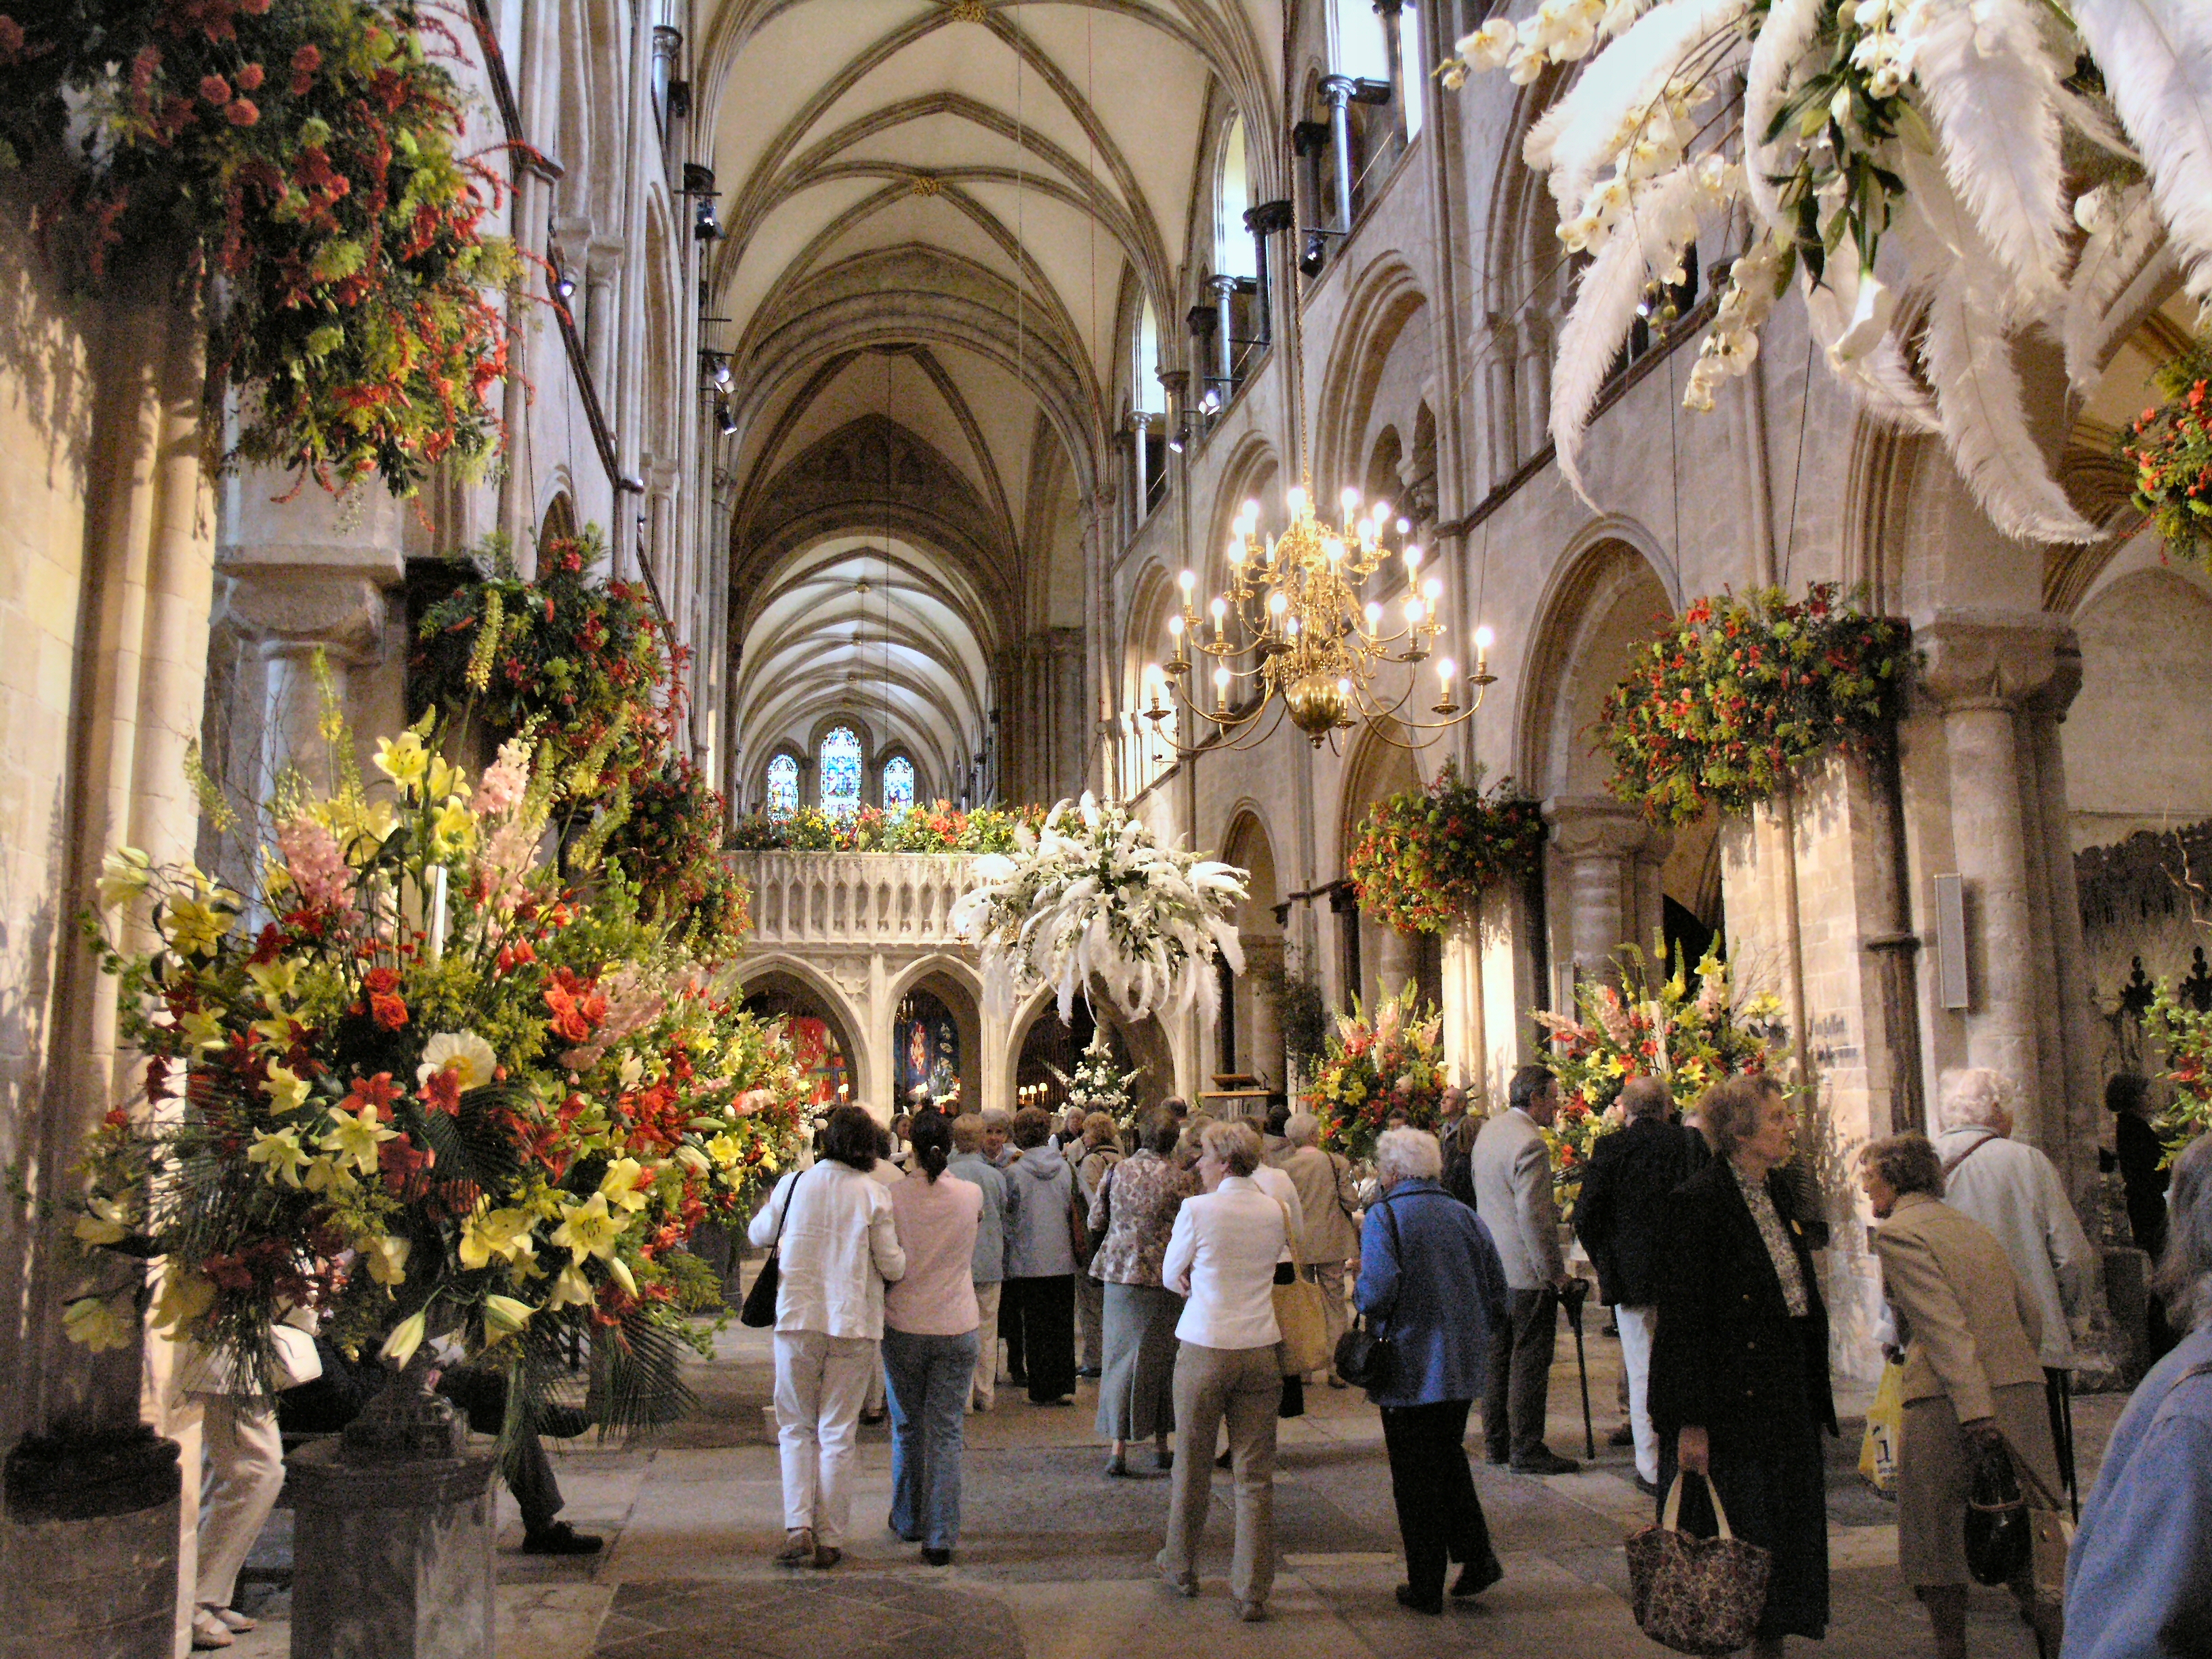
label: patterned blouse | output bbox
[1087,1151,1197,1287]
[1729,1158,1811,1317]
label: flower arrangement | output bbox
[1346,760,1546,937]
[1047,1027,1145,1132]
[412,531,748,955]
[2137,983,2212,1155]
[2121,335,2212,568]
[950,794,1248,1023]
[0,0,516,495]
[1437,0,2212,548]
[1599,583,1912,825]
[1307,985,1450,1166]
[1534,941,1786,1210]
[726,802,1040,855]
[66,701,808,1431]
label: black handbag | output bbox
[739,1170,805,1329]
[1965,1437,2030,1586]
[1333,1200,1401,1391]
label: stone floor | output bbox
[220,1307,2121,1659]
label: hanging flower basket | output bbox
[2121,335,2212,568]
[0,0,517,495]
[1307,985,1448,1166]
[68,705,809,1433]
[1598,583,1912,826]
[1347,760,1545,937]
[1534,941,1786,1214]
[950,794,1248,1023]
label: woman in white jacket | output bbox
[748,1105,907,1569]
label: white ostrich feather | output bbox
[2062,182,2170,390]
[1551,167,1708,502]
[1741,0,1827,227]
[1921,282,2101,544]
[1525,0,1752,211]
[1911,0,2072,306]
[2072,0,2212,304]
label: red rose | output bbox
[234,62,264,90]
[199,73,231,104]
[226,98,258,126]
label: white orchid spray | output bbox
[950,794,1250,1023]
[1441,0,2212,546]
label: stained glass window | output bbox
[819,726,863,820]
[766,753,799,815]
[882,756,915,810]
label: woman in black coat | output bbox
[1648,1075,1836,1656]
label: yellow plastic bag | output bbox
[1860,1360,1904,1495]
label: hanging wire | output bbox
[1780,328,1817,590]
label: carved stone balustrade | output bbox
[731,851,979,949]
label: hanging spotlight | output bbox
[700,349,733,388]
[554,266,577,302]
[1167,425,1187,453]
[715,398,737,437]
[1300,228,1328,276]
[694,197,721,241]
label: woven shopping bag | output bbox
[1270,1202,1332,1377]
[1625,1471,1773,1655]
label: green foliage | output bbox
[726,801,1042,853]
[2121,336,2212,568]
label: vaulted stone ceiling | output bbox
[695,0,1286,797]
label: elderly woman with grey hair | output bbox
[1282,1111,1361,1385]
[1862,1132,2061,1658]
[2065,1132,2212,1659]
[1090,1109,1194,1475]
[1353,1127,1510,1614]
[1927,1067,2095,1499]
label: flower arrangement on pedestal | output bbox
[1047,1027,1145,1132]
[726,802,1040,854]
[1307,985,1449,1166]
[951,794,1248,1023]
[412,530,747,955]
[1437,0,2212,550]
[2139,983,2212,1152]
[2122,335,2212,567]
[0,0,515,495]
[1534,942,1786,1211]
[1599,583,1912,826]
[1346,760,1546,937]
[66,704,808,1431]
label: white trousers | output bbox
[970,1282,1003,1409]
[773,1330,876,1543]
[1616,1303,1660,1484]
[196,1397,285,1612]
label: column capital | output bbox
[1206,272,1240,298]
[1543,794,1660,861]
[1917,610,2075,712]
[222,569,388,662]
[1320,73,1360,108]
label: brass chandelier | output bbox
[1146,480,1496,751]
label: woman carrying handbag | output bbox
[1352,1127,1511,1616]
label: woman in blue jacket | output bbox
[1354,1126,1511,1616]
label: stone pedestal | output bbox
[0,1431,181,1659]
[287,1389,495,1659]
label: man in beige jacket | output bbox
[1862,1133,2063,1659]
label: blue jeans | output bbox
[881,1326,979,1551]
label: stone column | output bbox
[584,237,623,401]
[1545,796,1660,989]
[1130,413,1150,527]
[1208,273,1238,389]
[1320,75,1358,231]
[1919,613,2068,1143]
[2024,645,2102,1197]
[1375,0,1409,146]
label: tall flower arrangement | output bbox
[1347,760,1546,936]
[0,0,515,494]
[413,531,747,956]
[950,794,1248,1023]
[1599,583,1912,825]
[2138,983,2212,1153]
[1438,0,2212,549]
[1047,1027,1145,1132]
[66,706,808,1430]
[1534,942,1786,1209]
[1308,986,1450,1166]
[2122,334,2212,567]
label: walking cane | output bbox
[1562,1277,1595,1460]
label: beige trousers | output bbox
[1311,1259,1349,1376]
[970,1282,1004,1409]
[1159,1342,1279,1607]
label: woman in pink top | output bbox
[883,1109,984,1564]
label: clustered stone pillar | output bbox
[1546,797,1669,994]
[1919,613,2097,1178]
[1319,75,1359,231]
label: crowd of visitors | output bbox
[726,1068,2209,1657]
